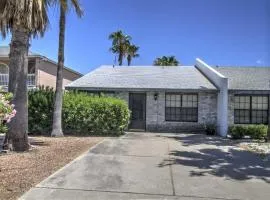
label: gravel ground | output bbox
[239,141,270,160]
[0,136,104,200]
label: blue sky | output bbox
[1,0,269,74]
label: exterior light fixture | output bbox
[154,92,159,101]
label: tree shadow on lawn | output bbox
[159,134,270,184]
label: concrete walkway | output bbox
[21,132,270,200]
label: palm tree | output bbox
[127,44,139,66]
[0,0,50,151]
[109,30,131,66]
[51,0,83,137]
[153,56,179,66]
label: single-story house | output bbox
[0,46,82,90]
[66,59,270,136]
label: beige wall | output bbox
[0,57,81,89]
[0,59,9,66]
[36,59,81,89]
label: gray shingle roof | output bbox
[214,66,270,90]
[66,65,217,91]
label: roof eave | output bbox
[0,55,83,76]
[65,86,218,92]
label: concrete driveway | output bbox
[21,132,270,200]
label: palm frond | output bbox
[153,56,179,66]
[0,0,50,38]
[70,0,83,17]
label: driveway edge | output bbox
[19,138,107,200]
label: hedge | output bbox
[63,92,130,135]
[28,88,130,136]
[28,86,54,135]
[229,124,268,140]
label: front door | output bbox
[129,93,146,130]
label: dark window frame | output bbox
[234,95,269,125]
[165,93,198,122]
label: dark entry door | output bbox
[129,93,146,130]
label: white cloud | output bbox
[256,59,263,65]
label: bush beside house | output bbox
[63,92,130,136]
[28,88,130,136]
[229,125,268,140]
[28,86,54,134]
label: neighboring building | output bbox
[0,46,82,90]
[66,59,270,136]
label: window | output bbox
[0,63,8,74]
[0,63,9,86]
[234,95,269,124]
[165,93,198,122]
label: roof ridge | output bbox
[214,66,270,68]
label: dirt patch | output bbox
[0,136,104,200]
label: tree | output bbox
[109,30,131,66]
[127,44,139,66]
[0,0,50,151]
[51,0,83,137]
[153,56,179,66]
[267,95,270,142]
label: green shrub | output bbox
[28,88,130,136]
[246,125,268,140]
[63,92,130,136]
[203,124,216,135]
[28,86,54,135]
[229,126,245,139]
[229,125,268,140]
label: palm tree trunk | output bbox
[118,53,123,66]
[267,94,270,141]
[51,6,65,137]
[5,26,30,151]
[127,56,131,66]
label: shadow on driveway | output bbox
[159,134,270,184]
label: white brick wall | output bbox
[115,91,217,132]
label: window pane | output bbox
[252,96,268,111]
[181,108,198,122]
[182,94,197,108]
[170,100,176,107]
[182,95,187,102]
[234,95,268,125]
[234,96,250,109]
[263,97,268,103]
[251,110,268,124]
[175,100,181,107]
[234,109,250,124]
[166,93,198,122]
